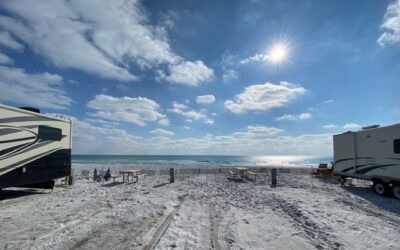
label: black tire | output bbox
[393,185,400,199]
[338,177,346,186]
[373,181,388,196]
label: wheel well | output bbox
[372,178,382,184]
[390,181,400,186]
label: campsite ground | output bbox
[1,170,400,250]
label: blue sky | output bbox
[0,0,399,155]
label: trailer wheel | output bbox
[393,185,400,199]
[338,177,346,186]
[373,181,387,196]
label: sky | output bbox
[0,0,399,156]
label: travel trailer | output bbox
[333,124,400,199]
[0,104,72,189]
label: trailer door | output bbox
[334,132,356,173]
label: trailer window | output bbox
[395,139,400,154]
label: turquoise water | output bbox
[72,155,332,167]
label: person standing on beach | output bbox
[104,168,111,181]
[93,168,98,181]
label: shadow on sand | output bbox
[343,185,400,215]
[227,177,246,183]
[0,188,49,201]
[125,179,140,185]
[153,182,171,188]
[101,182,124,188]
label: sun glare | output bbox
[269,44,287,63]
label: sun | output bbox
[269,44,287,63]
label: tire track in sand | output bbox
[208,203,222,250]
[268,193,343,250]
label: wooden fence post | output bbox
[271,168,277,186]
[170,168,175,183]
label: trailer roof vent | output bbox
[19,107,40,113]
[362,124,380,130]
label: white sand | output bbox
[1,170,400,249]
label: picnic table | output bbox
[234,167,249,179]
[119,170,140,182]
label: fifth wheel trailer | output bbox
[0,104,72,189]
[333,124,400,199]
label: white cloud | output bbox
[0,0,213,83]
[68,79,79,84]
[222,69,239,83]
[220,54,240,83]
[323,99,334,104]
[322,124,337,129]
[247,125,282,134]
[0,4,137,81]
[158,10,180,30]
[221,53,240,67]
[71,117,143,154]
[233,125,283,138]
[239,53,269,64]
[196,95,215,104]
[276,113,312,121]
[72,118,127,139]
[71,118,332,156]
[343,123,362,130]
[298,113,312,120]
[378,0,400,46]
[240,43,289,65]
[224,82,306,114]
[149,128,175,137]
[173,102,188,110]
[0,52,13,65]
[0,31,24,50]
[204,119,215,125]
[158,118,170,126]
[168,101,214,124]
[84,118,121,127]
[87,94,168,126]
[157,60,214,86]
[0,65,71,109]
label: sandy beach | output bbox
[1,167,400,250]
[1,0,399,249]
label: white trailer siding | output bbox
[333,124,400,182]
[0,104,72,176]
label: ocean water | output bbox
[72,155,332,168]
